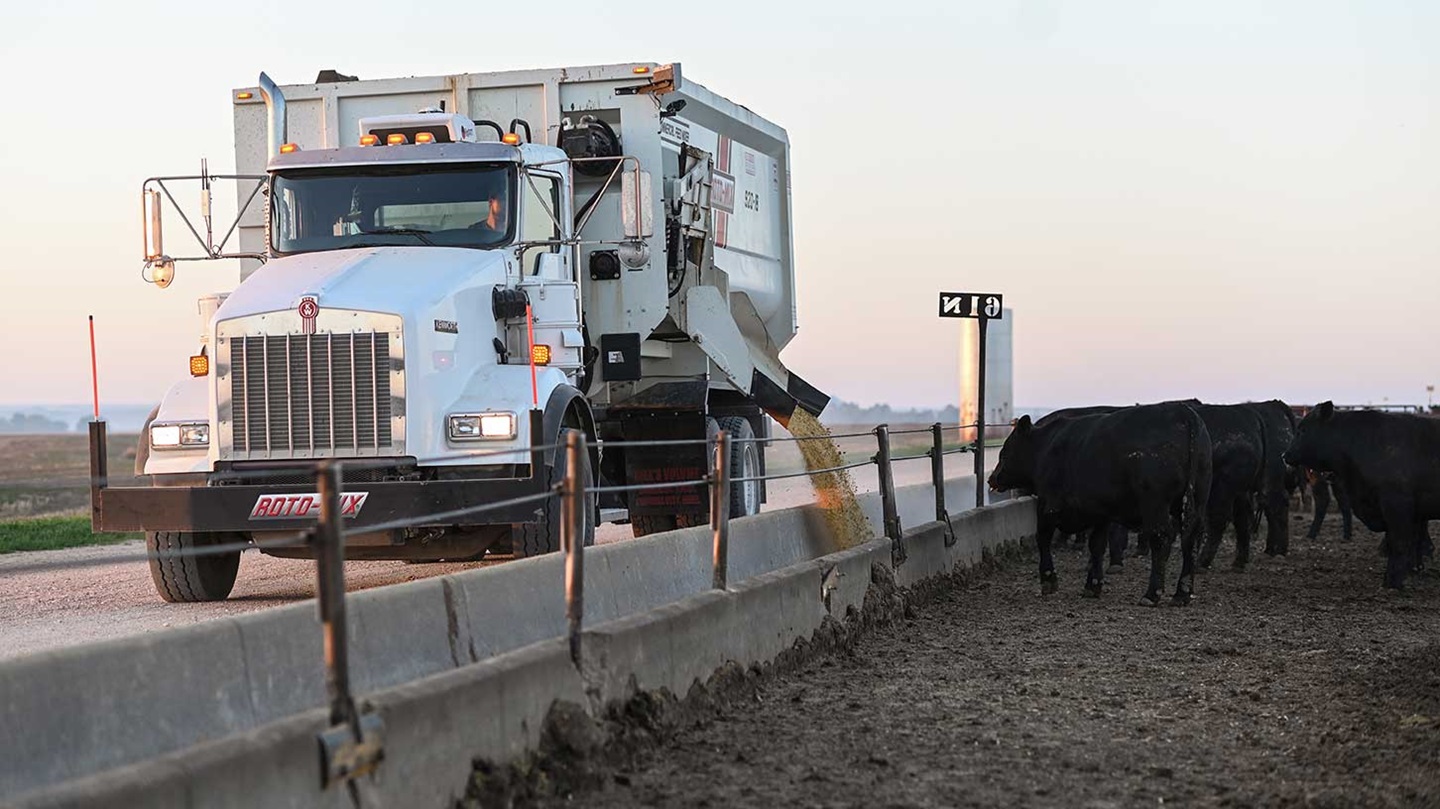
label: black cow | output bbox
[1284,402,1440,589]
[1036,405,1132,569]
[1194,404,1267,570]
[989,403,1213,606]
[1243,400,1297,556]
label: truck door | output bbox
[517,171,583,373]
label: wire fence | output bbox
[4,415,1014,793]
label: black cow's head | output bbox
[988,414,1036,493]
[1283,400,1335,470]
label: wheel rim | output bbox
[740,444,761,515]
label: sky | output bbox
[1,0,1436,411]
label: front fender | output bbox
[542,384,597,472]
[143,378,211,476]
[438,365,571,467]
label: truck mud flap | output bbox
[615,408,710,520]
[605,379,710,518]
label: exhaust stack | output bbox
[257,72,287,161]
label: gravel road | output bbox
[0,462,950,661]
[534,517,1440,808]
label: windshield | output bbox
[270,163,515,254]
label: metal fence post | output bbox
[974,316,988,509]
[316,463,354,729]
[875,425,905,565]
[562,430,585,666]
[315,462,383,788]
[931,422,956,547]
[88,420,108,532]
[711,430,731,590]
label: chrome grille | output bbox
[230,332,393,454]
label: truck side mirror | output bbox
[145,188,164,262]
[621,169,653,240]
[144,188,175,289]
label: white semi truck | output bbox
[90,63,828,602]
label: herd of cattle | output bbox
[987,400,1440,605]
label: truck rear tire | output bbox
[514,428,595,558]
[717,416,761,519]
[147,531,242,602]
[631,514,679,537]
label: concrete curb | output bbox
[3,479,1027,805]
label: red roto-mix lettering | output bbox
[249,492,369,520]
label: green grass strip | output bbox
[0,516,140,554]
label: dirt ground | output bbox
[530,517,1440,808]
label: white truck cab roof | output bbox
[267,141,567,171]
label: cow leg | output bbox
[1380,497,1416,590]
[1263,486,1290,556]
[1307,480,1330,540]
[1138,501,1176,607]
[1415,521,1433,573]
[1083,526,1108,597]
[1037,513,1059,595]
[1107,524,1128,572]
[1172,497,1203,606]
[1139,528,1172,607]
[1335,483,1354,541]
[1198,491,1231,570]
[1231,496,1254,569]
[1132,531,1151,559]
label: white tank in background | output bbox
[959,308,1014,444]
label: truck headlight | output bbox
[151,422,210,450]
[448,412,516,441]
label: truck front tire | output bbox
[514,428,595,558]
[147,531,243,602]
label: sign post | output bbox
[938,292,1004,508]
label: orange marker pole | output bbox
[525,303,538,407]
[88,315,100,420]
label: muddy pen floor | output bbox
[522,517,1440,808]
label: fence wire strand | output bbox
[359,488,559,535]
[733,457,875,484]
[0,532,313,575]
[592,479,711,495]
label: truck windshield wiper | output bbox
[357,226,436,245]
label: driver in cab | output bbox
[470,192,506,239]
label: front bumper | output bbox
[92,478,547,533]
[89,421,547,534]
